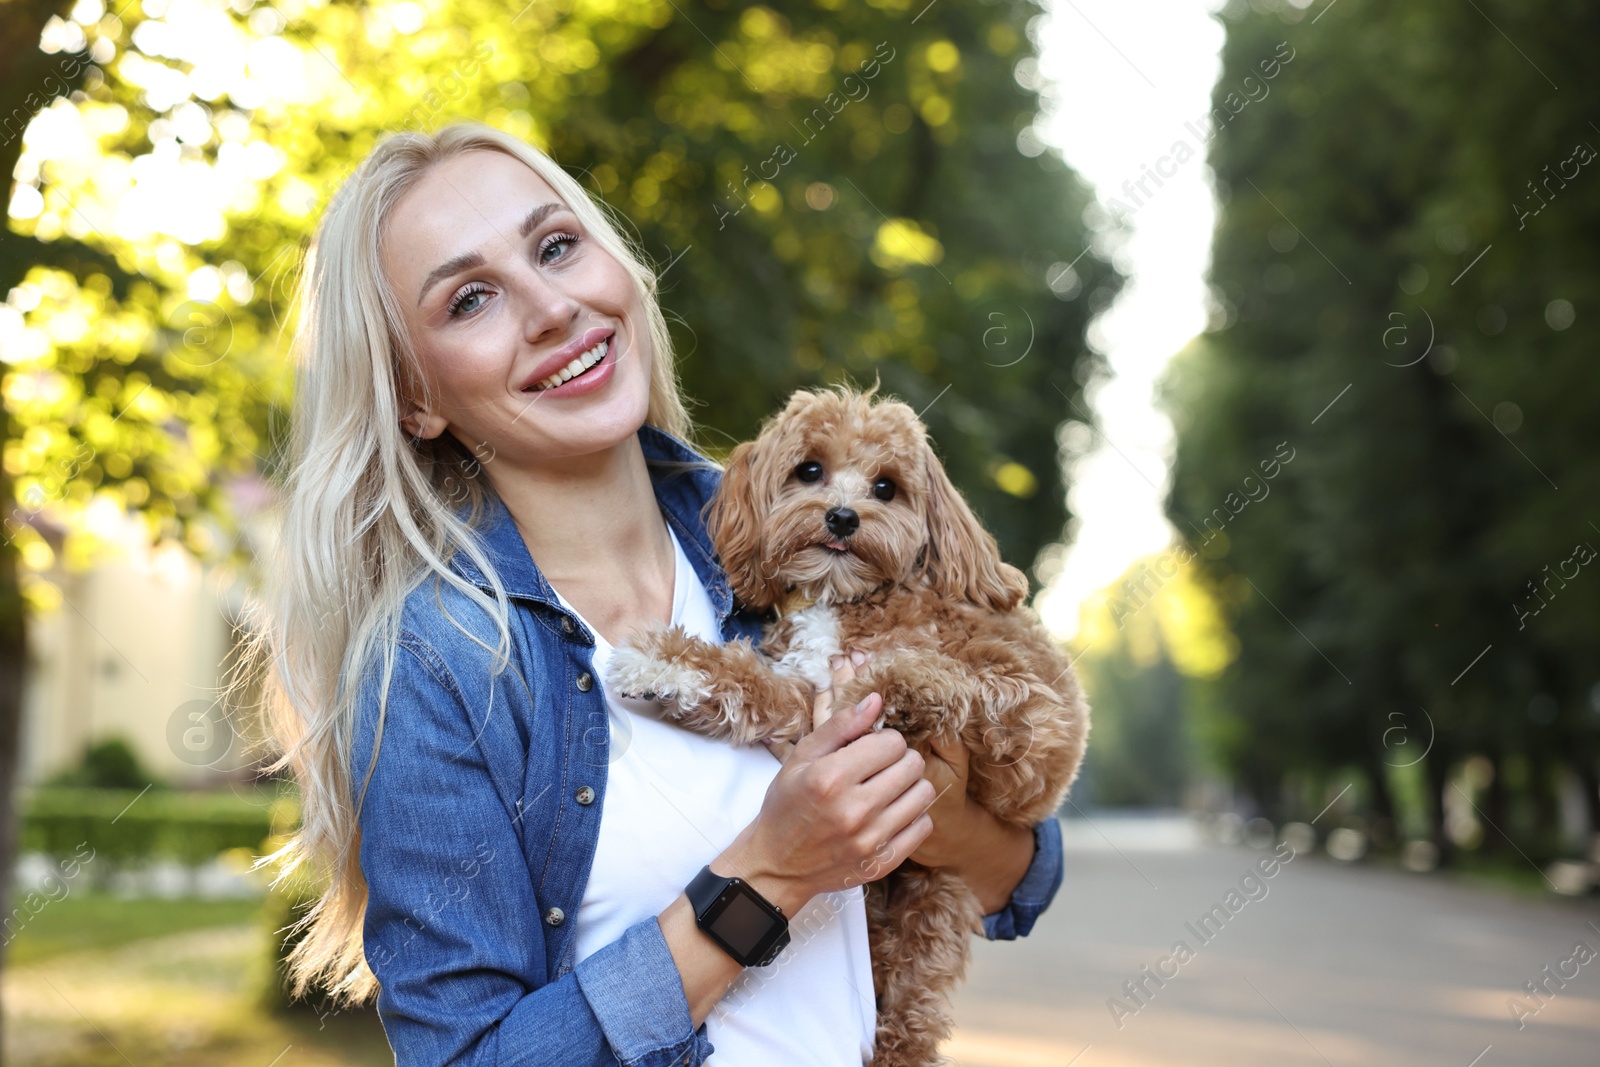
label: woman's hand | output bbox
[661,656,931,1027]
[907,733,1036,915]
[721,673,935,917]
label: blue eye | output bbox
[540,232,580,264]
[447,284,488,317]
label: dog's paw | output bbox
[873,701,905,733]
[605,644,712,710]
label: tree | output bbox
[1,0,1116,1015]
[0,4,277,1045]
[1168,0,1600,861]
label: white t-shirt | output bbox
[562,526,877,1065]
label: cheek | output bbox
[417,335,505,403]
[588,266,653,386]
[583,253,645,328]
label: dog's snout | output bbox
[825,506,859,538]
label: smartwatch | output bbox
[685,865,791,967]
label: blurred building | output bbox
[18,501,263,787]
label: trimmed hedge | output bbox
[21,786,298,869]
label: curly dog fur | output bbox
[606,387,1089,1066]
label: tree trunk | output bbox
[1362,754,1398,850]
[1528,750,1562,862]
[1423,748,1454,866]
[1483,747,1510,860]
[1574,759,1600,861]
[2,3,79,1044]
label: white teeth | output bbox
[530,339,610,392]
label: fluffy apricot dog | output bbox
[608,387,1089,1066]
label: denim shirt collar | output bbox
[445,424,738,635]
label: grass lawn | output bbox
[6,894,264,966]
[5,895,394,1066]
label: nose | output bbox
[516,263,582,342]
[824,506,859,538]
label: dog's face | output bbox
[708,389,1028,613]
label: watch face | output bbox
[714,888,780,959]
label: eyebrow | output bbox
[415,202,567,306]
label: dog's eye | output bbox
[872,478,897,502]
[794,461,824,484]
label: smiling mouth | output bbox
[527,337,609,392]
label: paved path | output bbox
[947,815,1600,1067]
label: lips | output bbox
[821,539,850,553]
[520,326,615,393]
[528,338,607,391]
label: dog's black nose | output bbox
[825,506,859,538]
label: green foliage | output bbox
[2,0,1119,595]
[21,785,290,869]
[46,736,157,790]
[108,0,1109,575]
[304,1,1113,569]
[1077,644,1193,809]
[1167,0,1600,859]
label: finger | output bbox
[870,772,939,836]
[826,722,913,787]
[917,750,960,792]
[763,738,795,766]
[813,654,861,731]
[851,743,927,806]
[926,737,968,782]
[812,684,835,732]
[797,693,882,758]
[926,730,966,761]
[876,811,935,875]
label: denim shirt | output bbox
[351,424,1066,1067]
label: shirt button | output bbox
[576,672,593,692]
[561,616,575,635]
[575,785,595,806]
[544,906,565,927]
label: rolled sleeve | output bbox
[981,816,1064,941]
[574,917,714,1067]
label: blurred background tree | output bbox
[1167,0,1600,865]
[2,0,283,1033]
[0,0,1116,1009]
[224,0,1118,564]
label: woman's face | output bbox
[380,149,653,472]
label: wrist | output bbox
[710,830,814,917]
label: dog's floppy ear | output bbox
[707,439,783,611]
[918,445,1029,612]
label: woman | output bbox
[258,121,1064,1065]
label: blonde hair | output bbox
[250,122,689,1003]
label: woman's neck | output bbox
[491,435,675,643]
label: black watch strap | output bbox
[684,864,733,915]
[685,865,791,968]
